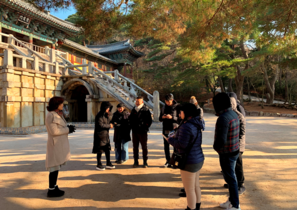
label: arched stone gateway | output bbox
[61,78,99,123]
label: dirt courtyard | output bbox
[0,113,296,210]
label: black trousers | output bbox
[49,170,59,188]
[97,149,111,166]
[163,133,171,163]
[132,133,148,161]
[235,152,245,187]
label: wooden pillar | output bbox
[29,35,33,49]
[130,66,133,78]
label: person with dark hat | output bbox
[159,93,180,167]
[92,101,115,171]
[129,96,152,168]
[111,103,131,164]
[166,103,205,210]
[213,92,241,210]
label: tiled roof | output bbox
[63,39,119,64]
[87,40,144,57]
[2,0,82,33]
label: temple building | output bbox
[0,0,159,135]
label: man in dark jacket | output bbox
[92,101,115,171]
[129,96,152,168]
[111,103,131,164]
[159,93,179,167]
[213,92,241,210]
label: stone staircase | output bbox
[1,32,163,117]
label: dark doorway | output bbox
[71,85,88,122]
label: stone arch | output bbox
[61,78,95,98]
[61,78,97,122]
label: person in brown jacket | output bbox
[45,97,76,197]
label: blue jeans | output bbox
[219,152,239,208]
[115,139,129,161]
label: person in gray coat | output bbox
[225,92,246,195]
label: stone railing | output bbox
[63,62,163,120]
[0,32,46,54]
[1,48,65,74]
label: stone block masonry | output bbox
[0,67,62,128]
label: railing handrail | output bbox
[9,35,48,61]
[117,72,165,106]
[0,32,9,37]
[56,54,82,72]
[12,54,34,61]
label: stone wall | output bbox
[0,67,62,128]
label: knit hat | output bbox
[180,103,199,120]
[165,93,174,101]
[189,96,198,104]
[117,103,124,108]
[213,92,231,114]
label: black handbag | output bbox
[169,127,199,170]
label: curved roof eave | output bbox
[62,39,119,64]
[3,0,82,33]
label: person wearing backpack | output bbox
[166,103,205,210]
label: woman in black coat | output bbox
[111,103,131,164]
[92,101,115,171]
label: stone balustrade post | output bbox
[45,46,49,55]
[88,62,93,75]
[7,34,14,45]
[82,58,87,74]
[34,56,39,71]
[50,48,56,63]
[3,48,13,68]
[153,90,160,122]
[114,69,119,82]
[22,57,27,68]
[54,62,59,74]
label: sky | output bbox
[50,6,76,20]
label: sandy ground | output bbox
[0,113,296,210]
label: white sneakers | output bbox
[96,166,105,171]
[219,200,241,210]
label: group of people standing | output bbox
[44,92,246,210]
[92,96,152,170]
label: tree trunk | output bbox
[228,78,233,92]
[246,77,251,101]
[285,71,289,102]
[235,39,249,103]
[235,66,244,103]
[262,58,279,104]
[218,76,225,92]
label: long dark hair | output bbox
[47,97,64,112]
